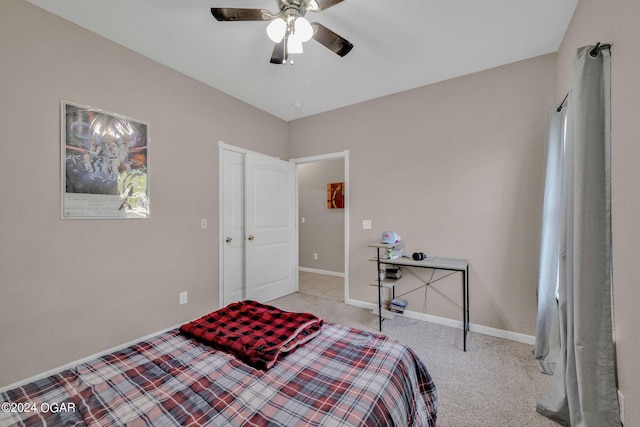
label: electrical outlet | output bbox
[618,389,625,424]
[201,218,208,229]
[301,217,305,224]
[362,220,372,229]
[313,253,318,260]
[179,291,188,305]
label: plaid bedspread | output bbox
[179,300,323,370]
[0,323,437,427]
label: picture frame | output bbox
[327,182,345,209]
[61,101,150,219]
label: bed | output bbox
[0,301,437,426]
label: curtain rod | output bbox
[556,42,611,112]
[590,42,611,57]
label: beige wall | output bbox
[297,159,345,273]
[557,0,640,423]
[0,0,288,387]
[289,53,557,335]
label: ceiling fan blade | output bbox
[311,23,353,57]
[270,40,286,64]
[210,8,271,21]
[310,0,345,11]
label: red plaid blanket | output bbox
[179,300,323,369]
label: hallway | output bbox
[298,271,344,302]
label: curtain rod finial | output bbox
[589,42,611,57]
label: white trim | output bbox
[218,140,272,157]
[344,150,350,305]
[471,323,535,345]
[0,322,185,394]
[299,267,345,277]
[346,298,535,346]
[218,141,226,307]
[292,159,300,293]
[292,151,346,163]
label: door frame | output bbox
[218,141,245,307]
[219,147,246,306]
[291,150,350,303]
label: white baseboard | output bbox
[298,267,345,278]
[345,298,535,346]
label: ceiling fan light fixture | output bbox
[287,34,304,54]
[266,17,287,42]
[294,17,313,42]
[212,1,353,64]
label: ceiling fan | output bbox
[211,0,354,64]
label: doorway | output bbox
[292,151,349,303]
[218,144,349,307]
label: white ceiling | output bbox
[26,0,578,121]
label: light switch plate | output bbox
[362,220,372,230]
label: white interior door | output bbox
[221,149,244,306]
[244,152,297,302]
[220,144,298,306]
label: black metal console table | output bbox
[369,243,470,351]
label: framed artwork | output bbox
[327,182,344,209]
[61,101,150,219]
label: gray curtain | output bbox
[534,105,566,375]
[536,45,620,426]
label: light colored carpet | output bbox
[270,292,559,427]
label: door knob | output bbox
[248,235,255,241]
[225,237,232,243]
